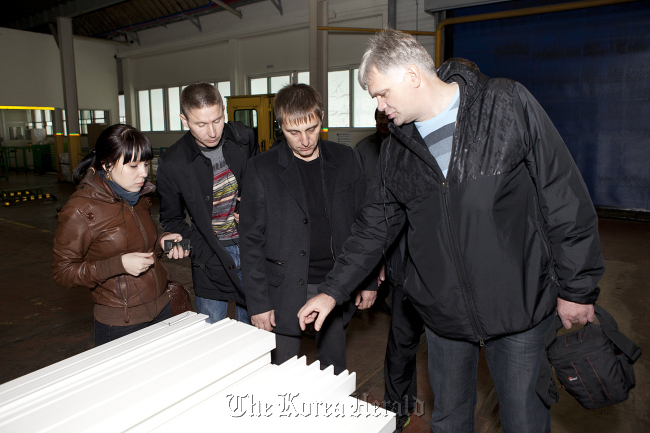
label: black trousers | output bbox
[271,284,347,375]
[384,284,423,415]
[94,301,173,347]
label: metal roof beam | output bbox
[186,15,202,32]
[269,0,283,15]
[13,0,127,30]
[211,0,243,19]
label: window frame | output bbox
[247,68,375,128]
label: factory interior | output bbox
[0,0,649,432]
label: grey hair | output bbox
[358,28,437,89]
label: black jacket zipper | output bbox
[441,182,485,345]
[390,102,486,344]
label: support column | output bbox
[54,108,66,182]
[388,0,396,29]
[229,39,245,96]
[309,0,328,140]
[56,16,81,178]
[121,58,137,127]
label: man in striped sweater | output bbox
[158,83,259,325]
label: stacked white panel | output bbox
[0,313,394,433]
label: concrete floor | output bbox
[0,171,648,432]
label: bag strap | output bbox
[594,304,642,363]
[228,120,261,158]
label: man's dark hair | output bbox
[444,57,480,72]
[274,84,323,127]
[180,82,223,116]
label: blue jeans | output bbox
[425,314,553,433]
[195,244,250,324]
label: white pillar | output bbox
[309,0,328,129]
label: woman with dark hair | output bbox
[53,124,188,346]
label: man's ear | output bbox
[407,64,422,88]
[180,114,189,129]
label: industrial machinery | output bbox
[227,94,280,153]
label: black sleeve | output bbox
[516,82,605,304]
[156,156,192,241]
[319,159,406,304]
[239,157,274,316]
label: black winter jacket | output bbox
[319,60,605,342]
[157,123,258,304]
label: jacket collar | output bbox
[276,138,337,168]
[182,122,237,164]
[79,169,155,203]
[436,58,489,115]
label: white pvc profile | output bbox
[0,314,394,433]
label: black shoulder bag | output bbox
[537,304,642,409]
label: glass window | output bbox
[234,109,258,128]
[45,110,53,135]
[217,81,231,122]
[139,90,151,132]
[353,69,376,127]
[118,95,126,124]
[181,86,190,130]
[168,87,181,131]
[297,72,310,85]
[250,78,267,95]
[270,75,290,93]
[150,88,165,131]
[94,110,106,124]
[328,70,350,128]
[80,110,92,134]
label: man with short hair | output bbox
[299,29,605,432]
[157,82,258,324]
[239,84,376,374]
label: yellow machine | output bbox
[226,94,278,153]
[226,94,328,153]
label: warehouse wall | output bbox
[0,28,64,108]
[0,27,120,136]
[451,0,650,211]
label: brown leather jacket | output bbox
[52,170,169,325]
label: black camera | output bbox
[164,239,190,254]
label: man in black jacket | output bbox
[299,30,605,432]
[240,84,376,374]
[157,83,259,324]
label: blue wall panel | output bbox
[452,0,650,210]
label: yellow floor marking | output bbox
[0,218,51,233]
